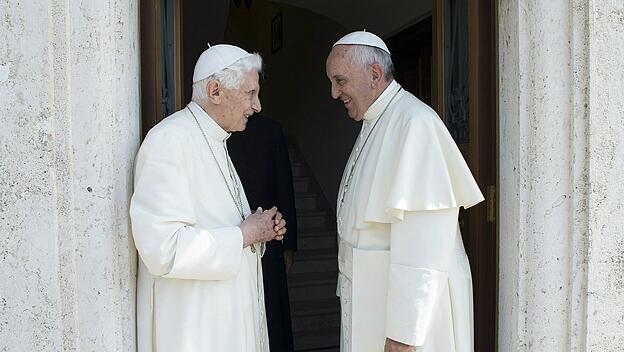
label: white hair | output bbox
[192,53,263,103]
[345,45,394,82]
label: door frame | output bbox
[140,1,500,349]
[139,0,184,138]
[432,1,499,351]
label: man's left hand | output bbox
[384,338,416,352]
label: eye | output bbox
[336,78,346,86]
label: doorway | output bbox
[139,0,498,351]
[384,2,498,349]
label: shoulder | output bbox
[140,109,195,154]
[146,109,194,139]
[389,90,441,132]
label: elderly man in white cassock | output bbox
[326,31,485,352]
[130,44,286,352]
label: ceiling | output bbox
[269,0,433,37]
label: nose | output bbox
[252,95,261,113]
[330,82,340,100]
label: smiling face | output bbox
[219,69,262,132]
[326,46,380,121]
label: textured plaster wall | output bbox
[0,1,139,351]
[585,0,624,349]
[499,0,624,351]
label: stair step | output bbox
[296,247,337,259]
[298,234,336,250]
[288,149,301,162]
[290,297,340,317]
[293,326,340,351]
[288,276,337,303]
[289,277,338,303]
[291,311,341,333]
[289,283,336,301]
[298,228,335,237]
[289,256,337,274]
[287,144,341,352]
[295,194,318,210]
[297,210,329,229]
[293,177,311,193]
[289,270,338,287]
[297,347,339,352]
[291,162,305,177]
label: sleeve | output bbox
[129,129,243,281]
[384,207,459,346]
[273,125,298,251]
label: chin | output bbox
[348,113,363,121]
[346,108,360,121]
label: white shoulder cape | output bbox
[359,90,484,224]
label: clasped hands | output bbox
[240,206,287,248]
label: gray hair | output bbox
[345,45,394,82]
[192,53,263,103]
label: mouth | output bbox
[341,97,351,106]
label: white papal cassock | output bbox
[336,80,484,351]
[130,102,269,352]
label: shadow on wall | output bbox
[225,1,358,211]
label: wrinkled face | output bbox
[220,70,261,132]
[326,46,378,121]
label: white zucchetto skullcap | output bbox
[332,30,391,55]
[192,44,253,83]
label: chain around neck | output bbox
[337,87,402,218]
[187,106,246,222]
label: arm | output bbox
[385,207,459,347]
[130,130,243,281]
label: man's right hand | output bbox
[384,338,416,352]
[240,207,281,248]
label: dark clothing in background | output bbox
[228,115,297,352]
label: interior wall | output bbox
[179,0,431,211]
[225,0,358,210]
[182,0,230,103]
[270,0,432,38]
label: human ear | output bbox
[370,63,383,86]
[207,80,221,104]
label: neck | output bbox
[365,79,393,112]
[374,79,392,100]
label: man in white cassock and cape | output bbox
[326,32,485,352]
[130,44,287,352]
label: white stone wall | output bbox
[499,0,624,351]
[0,1,139,351]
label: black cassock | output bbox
[228,115,297,352]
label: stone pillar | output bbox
[499,0,624,351]
[0,1,139,351]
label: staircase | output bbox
[288,146,340,352]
